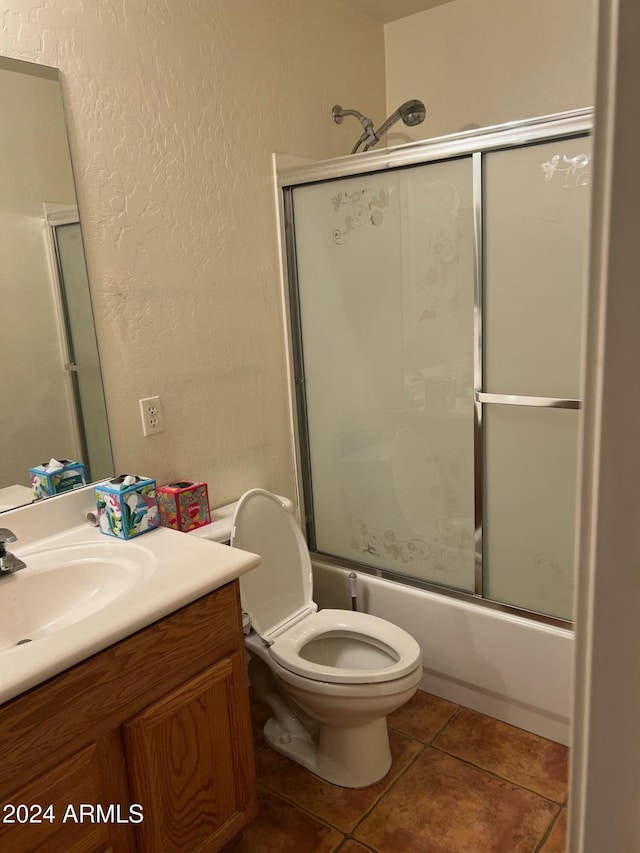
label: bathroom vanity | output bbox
[0,487,262,852]
[0,580,255,852]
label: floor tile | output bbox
[337,842,377,853]
[354,748,558,853]
[388,689,458,742]
[540,808,568,853]
[231,788,343,853]
[256,730,423,833]
[434,708,569,802]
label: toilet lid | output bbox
[231,489,315,643]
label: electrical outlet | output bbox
[139,396,164,436]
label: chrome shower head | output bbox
[398,99,427,126]
[332,100,427,154]
[365,100,427,150]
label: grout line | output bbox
[387,705,461,746]
[430,743,568,805]
[255,780,348,834]
[443,699,571,747]
[534,806,565,852]
[334,837,379,853]
[255,785,357,852]
[431,705,463,743]
[349,740,429,838]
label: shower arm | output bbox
[333,105,377,153]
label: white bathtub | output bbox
[312,560,574,745]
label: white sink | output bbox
[0,542,154,650]
[0,486,261,705]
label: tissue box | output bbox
[94,475,160,540]
[29,460,87,499]
[157,481,211,532]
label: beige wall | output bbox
[1,0,597,511]
[0,1,386,507]
[384,0,596,143]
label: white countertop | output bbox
[0,484,34,513]
[0,488,260,705]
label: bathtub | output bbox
[312,560,574,745]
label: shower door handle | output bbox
[474,391,582,410]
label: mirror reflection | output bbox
[0,57,113,511]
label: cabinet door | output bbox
[0,733,136,853]
[124,651,256,853]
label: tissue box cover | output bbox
[29,460,87,499]
[94,475,160,540]
[157,481,211,532]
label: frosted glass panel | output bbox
[483,406,579,620]
[292,159,475,591]
[484,137,591,398]
[55,223,112,481]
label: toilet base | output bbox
[248,637,396,788]
[264,715,391,788]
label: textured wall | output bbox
[385,0,596,142]
[0,0,385,507]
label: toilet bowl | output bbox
[231,488,423,788]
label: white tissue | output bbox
[122,475,137,486]
[45,458,64,473]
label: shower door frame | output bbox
[277,107,593,630]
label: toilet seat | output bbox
[232,489,422,686]
[270,608,422,684]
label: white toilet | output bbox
[231,488,423,789]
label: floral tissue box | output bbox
[157,481,211,532]
[94,475,160,540]
[30,458,87,499]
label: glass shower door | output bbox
[53,222,112,482]
[481,137,591,619]
[290,157,476,592]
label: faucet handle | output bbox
[0,528,17,544]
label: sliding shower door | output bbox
[290,158,476,592]
[481,137,590,620]
[283,110,591,624]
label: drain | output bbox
[16,638,32,645]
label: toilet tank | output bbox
[187,495,294,544]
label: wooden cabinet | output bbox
[125,653,255,853]
[0,581,256,853]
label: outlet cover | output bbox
[139,396,164,436]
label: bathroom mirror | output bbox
[0,56,113,512]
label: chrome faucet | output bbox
[0,529,27,574]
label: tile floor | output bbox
[233,689,569,853]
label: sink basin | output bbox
[0,542,153,650]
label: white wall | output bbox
[570,0,640,846]
[385,0,596,142]
[0,0,386,507]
